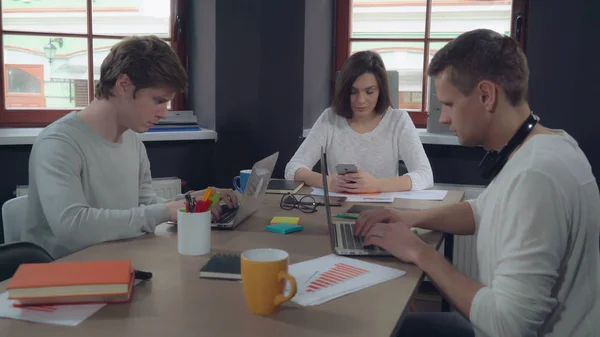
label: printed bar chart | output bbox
[287,254,406,306]
[306,263,369,293]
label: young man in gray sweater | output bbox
[22,35,237,259]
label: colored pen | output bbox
[193,200,202,213]
[335,213,358,219]
[185,193,195,213]
[202,200,211,212]
[210,191,221,209]
[202,187,212,202]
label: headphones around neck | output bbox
[479,113,539,180]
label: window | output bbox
[0,0,187,127]
[335,0,528,127]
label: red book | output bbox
[6,260,134,306]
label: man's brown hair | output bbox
[95,35,188,99]
[332,50,392,118]
[428,29,529,107]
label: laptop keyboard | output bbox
[338,222,383,252]
[339,222,364,250]
[215,207,238,224]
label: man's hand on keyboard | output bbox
[214,188,239,209]
[355,207,417,236]
[210,202,223,222]
[363,222,430,264]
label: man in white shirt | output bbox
[355,28,600,337]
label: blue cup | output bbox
[233,169,252,194]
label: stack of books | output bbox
[149,110,201,132]
[6,260,135,306]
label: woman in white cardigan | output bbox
[285,50,433,193]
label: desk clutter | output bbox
[198,252,407,308]
[0,253,408,326]
[0,180,461,332]
[185,188,220,213]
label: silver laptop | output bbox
[320,147,392,256]
[212,152,278,229]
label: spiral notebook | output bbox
[198,254,241,280]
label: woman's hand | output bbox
[339,171,380,193]
[327,174,347,193]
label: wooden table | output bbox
[0,189,464,337]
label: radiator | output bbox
[14,185,28,197]
[454,235,479,280]
[151,177,182,199]
[435,184,486,281]
[13,177,182,200]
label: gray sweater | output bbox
[22,112,170,259]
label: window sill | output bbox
[301,128,460,146]
[0,127,218,146]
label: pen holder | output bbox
[177,209,211,256]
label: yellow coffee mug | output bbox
[241,248,297,315]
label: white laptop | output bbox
[319,148,392,256]
[212,152,278,229]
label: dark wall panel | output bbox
[214,0,305,187]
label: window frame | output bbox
[0,0,187,127]
[334,0,529,127]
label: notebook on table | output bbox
[199,254,241,280]
[266,179,304,194]
[7,260,134,306]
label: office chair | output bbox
[0,241,54,282]
[398,160,408,175]
[2,195,28,243]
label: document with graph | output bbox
[285,254,406,306]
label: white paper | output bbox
[0,279,142,326]
[0,292,105,327]
[310,188,394,203]
[311,188,448,201]
[389,190,448,201]
[285,254,405,306]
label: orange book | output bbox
[7,260,134,306]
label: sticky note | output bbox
[270,216,300,225]
[265,223,304,234]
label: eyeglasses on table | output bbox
[279,193,318,213]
